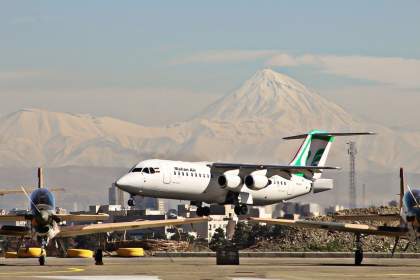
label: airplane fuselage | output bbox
[116,159,312,206]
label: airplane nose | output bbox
[115,173,140,189]
[116,174,131,187]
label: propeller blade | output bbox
[20,186,40,213]
[407,185,420,207]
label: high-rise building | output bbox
[108,185,117,205]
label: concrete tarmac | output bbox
[1,257,420,280]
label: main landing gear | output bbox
[196,206,210,217]
[354,233,364,266]
[94,248,103,265]
[234,204,248,216]
[192,202,210,217]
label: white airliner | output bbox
[116,130,373,216]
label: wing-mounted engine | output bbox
[218,173,242,192]
[244,171,271,190]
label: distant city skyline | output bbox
[0,1,419,129]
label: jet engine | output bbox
[218,174,242,192]
[244,174,270,190]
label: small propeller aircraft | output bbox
[250,168,419,265]
[0,168,207,265]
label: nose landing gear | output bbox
[38,237,47,266]
[128,195,135,207]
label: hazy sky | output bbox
[1,1,419,128]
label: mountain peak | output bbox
[249,68,309,94]
[197,69,354,129]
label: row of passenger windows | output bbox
[273,180,286,185]
[174,171,210,178]
[131,167,160,174]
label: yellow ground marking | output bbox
[0,267,84,276]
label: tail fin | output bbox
[399,167,405,211]
[38,167,44,189]
[285,130,374,178]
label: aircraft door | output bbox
[163,166,171,184]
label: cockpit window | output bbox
[128,164,137,172]
[132,168,142,172]
[142,168,150,174]
[150,168,155,174]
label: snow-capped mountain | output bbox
[200,69,355,129]
[0,69,419,173]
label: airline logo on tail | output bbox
[286,130,374,178]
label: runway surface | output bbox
[1,257,420,280]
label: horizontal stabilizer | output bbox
[283,132,375,140]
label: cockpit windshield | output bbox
[130,167,159,174]
[30,189,55,211]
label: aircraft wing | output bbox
[250,217,408,237]
[0,225,30,237]
[0,214,28,222]
[0,189,23,196]
[332,214,401,222]
[55,213,109,222]
[210,163,339,178]
[57,217,208,237]
[0,187,64,196]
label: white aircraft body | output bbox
[116,130,372,216]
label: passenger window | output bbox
[143,168,150,174]
[174,171,176,175]
[182,172,184,176]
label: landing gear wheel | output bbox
[202,206,210,216]
[39,255,45,266]
[196,207,204,217]
[128,198,135,207]
[354,233,364,265]
[39,248,46,265]
[234,205,241,215]
[355,249,363,265]
[94,249,103,265]
[239,204,248,215]
[234,204,248,215]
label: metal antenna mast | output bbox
[347,141,357,208]
[362,183,366,208]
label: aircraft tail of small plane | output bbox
[38,167,44,189]
[285,130,374,179]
